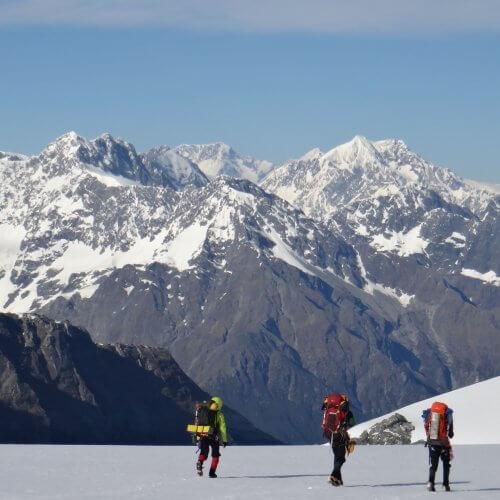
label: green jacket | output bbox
[211,396,228,443]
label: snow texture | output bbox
[0,444,498,499]
[461,268,500,287]
[371,225,429,257]
[174,142,273,183]
[351,375,500,444]
[464,179,500,195]
[356,254,413,307]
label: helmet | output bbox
[209,396,223,411]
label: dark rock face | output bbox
[356,413,415,445]
[0,313,278,445]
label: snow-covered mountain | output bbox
[0,133,359,316]
[351,375,500,445]
[0,132,179,312]
[27,131,208,190]
[174,142,273,182]
[0,133,387,441]
[141,145,207,190]
[1,132,499,443]
[261,135,500,256]
[262,135,499,315]
[262,135,495,220]
[262,137,500,408]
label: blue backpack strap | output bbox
[445,408,454,425]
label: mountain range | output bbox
[0,132,498,443]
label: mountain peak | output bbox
[352,134,371,144]
[35,131,150,186]
[98,132,114,140]
[300,147,323,161]
[174,142,272,182]
[339,134,376,151]
[39,131,89,162]
[43,131,130,158]
[47,131,85,149]
[60,130,82,141]
[373,138,414,158]
[93,133,137,152]
[322,135,382,167]
[141,145,208,190]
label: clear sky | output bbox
[1,1,499,182]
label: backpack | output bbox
[322,394,349,441]
[425,401,449,444]
[186,402,217,438]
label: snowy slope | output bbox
[174,142,273,182]
[0,145,362,314]
[141,145,207,190]
[0,444,499,499]
[262,135,495,220]
[0,133,181,312]
[350,376,500,445]
[464,179,500,195]
[261,134,500,320]
[261,135,498,263]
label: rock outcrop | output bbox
[356,413,415,445]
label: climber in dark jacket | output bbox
[322,394,356,486]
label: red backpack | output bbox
[426,401,449,443]
[322,394,349,440]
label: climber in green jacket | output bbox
[196,396,228,478]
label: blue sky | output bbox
[1,1,499,182]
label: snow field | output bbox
[0,444,499,499]
[350,376,500,445]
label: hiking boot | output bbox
[427,482,436,492]
[328,476,342,486]
[196,460,203,476]
[209,469,217,478]
[443,484,451,492]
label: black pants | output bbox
[199,437,220,459]
[428,445,451,486]
[330,435,347,481]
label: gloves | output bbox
[448,430,454,439]
[223,442,227,448]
